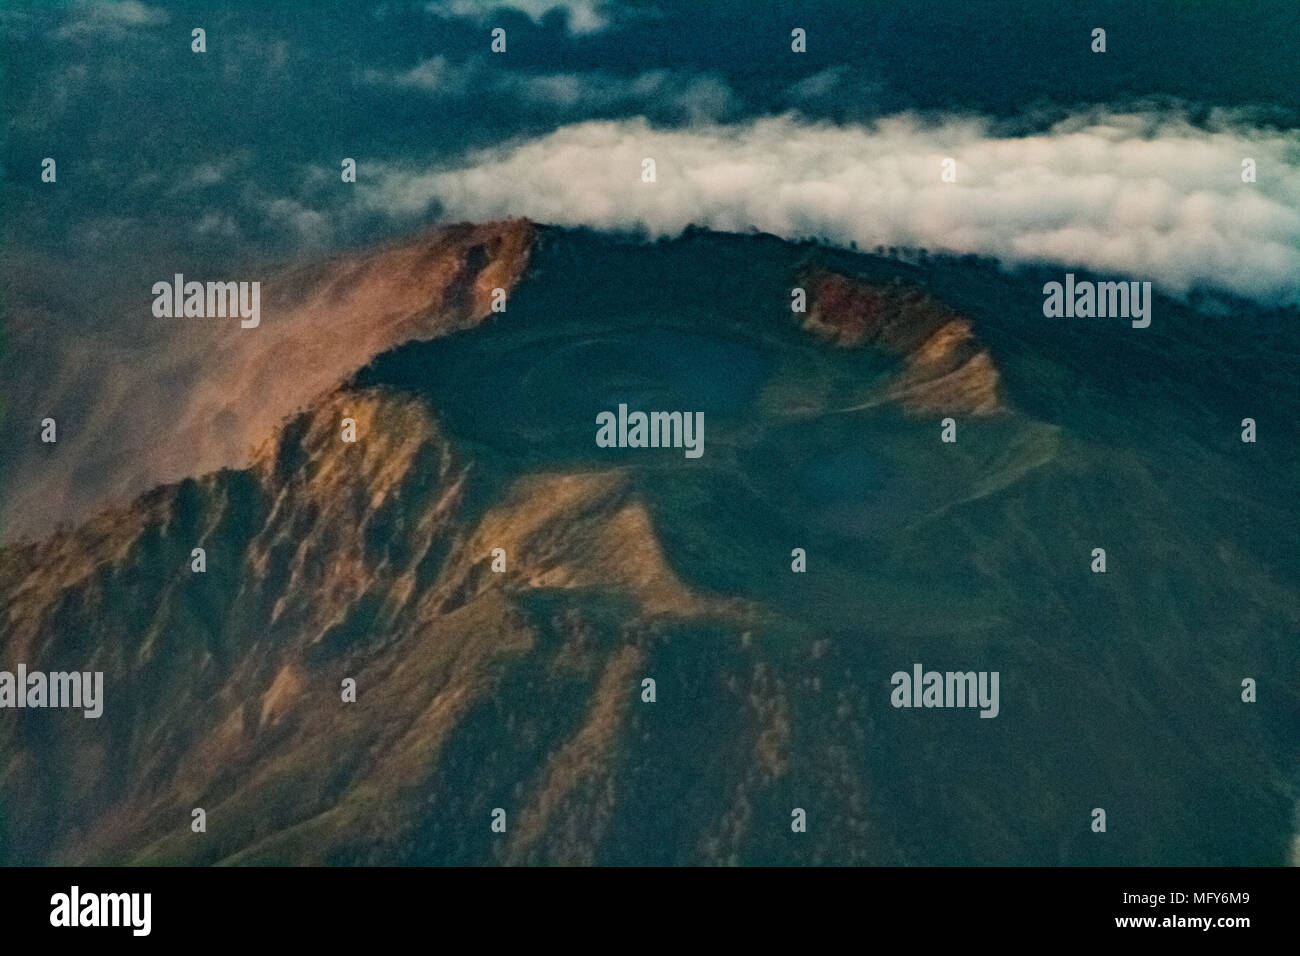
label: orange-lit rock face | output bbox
[264,218,535,344]
[176,217,536,483]
[801,270,1003,416]
[0,219,535,543]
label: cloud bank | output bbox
[362,109,1300,305]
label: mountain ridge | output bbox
[1,222,1296,866]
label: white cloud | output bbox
[784,65,886,114]
[56,0,168,39]
[362,57,738,122]
[190,163,228,187]
[83,0,166,25]
[170,153,255,194]
[265,198,329,248]
[368,55,466,94]
[194,212,241,240]
[359,110,1300,305]
[426,0,612,35]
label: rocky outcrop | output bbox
[800,269,1003,416]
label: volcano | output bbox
[0,221,1295,866]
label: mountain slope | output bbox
[1,225,1296,865]
[0,219,534,543]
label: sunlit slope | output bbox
[1,226,1295,865]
